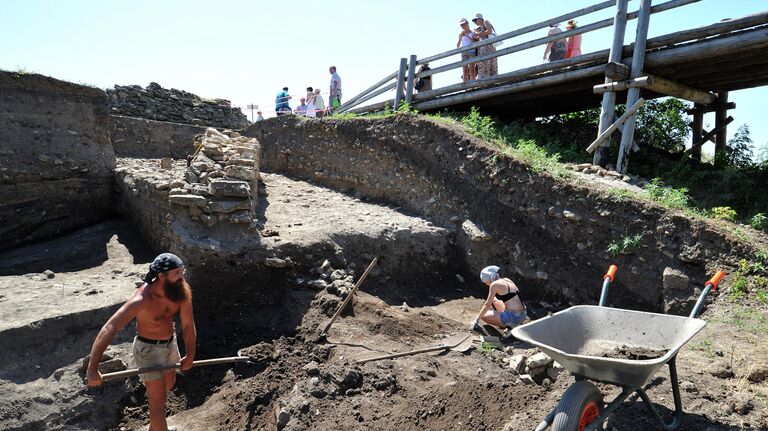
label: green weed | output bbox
[607,233,644,257]
[608,187,635,202]
[751,213,767,231]
[711,206,737,221]
[479,342,497,356]
[728,273,748,301]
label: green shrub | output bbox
[711,206,737,221]
[644,178,690,209]
[751,213,767,231]
[461,107,500,142]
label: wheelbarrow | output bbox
[512,265,725,431]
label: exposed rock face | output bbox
[106,82,247,129]
[110,115,207,159]
[246,115,759,311]
[0,71,116,252]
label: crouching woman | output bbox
[470,265,527,337]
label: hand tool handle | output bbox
[705,271,725,291]
[320,257,378,337]
[101,356,250,382]
[690,270,726,318]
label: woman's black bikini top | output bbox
[495,279,520,302]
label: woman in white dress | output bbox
[305,86,316,118]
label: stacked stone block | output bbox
[169,128,260,228]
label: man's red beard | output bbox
[163,278,191,302]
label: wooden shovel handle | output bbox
[320,257,378,337]
[101,356,251,382]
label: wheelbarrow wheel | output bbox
[551,381,603,431]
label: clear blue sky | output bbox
[2,0,766,156]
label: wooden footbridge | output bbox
[338,0,768,173]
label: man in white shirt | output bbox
[329,66,342,112]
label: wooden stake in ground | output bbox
[318,257,378,341]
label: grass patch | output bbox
[608,187,636,202]
[644,178,690,209]
[711,303,768,336]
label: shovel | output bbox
[317,257,378,342]
[100,355,254,382]
[356,333,473,364]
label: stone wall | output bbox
[0,71,116,252]
[110,115,207,159]
[115,129,260,252]
[245,115,759,312]
[107,82,247,129]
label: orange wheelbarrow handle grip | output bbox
[706,271,725,290]
[604,265,618,282]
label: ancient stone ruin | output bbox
[107,82,248,129]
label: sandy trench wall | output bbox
[0,71,116,252]
[245,115,756,311]
[110,115,207,159]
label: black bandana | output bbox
[142,253,184,284]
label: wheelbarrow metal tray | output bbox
[511,305,706,388]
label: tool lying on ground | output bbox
[317,257,378,342]
[356,333,473,364]
[100,355,253,382]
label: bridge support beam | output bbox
[593,75,716,105]
[714,91,730,169]
[394,58,407,110]
[616,0,652,174]
[405,55,417,105]
[690,104,704,161]
[593,0,629,167]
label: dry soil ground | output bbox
[1,174,766,431]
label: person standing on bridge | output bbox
[565,20,582,58]
[457,18,478,82]
[472,13,498,78]
[543,23,567,62]
[275,87,292,116]
[86,253,196,431]
[313,88,325,118]
[329,66,342,113]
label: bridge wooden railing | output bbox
[337,0,700,114]
[338,0,768,174]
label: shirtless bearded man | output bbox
[86,253,196,431]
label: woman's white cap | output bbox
[480,265,500,283]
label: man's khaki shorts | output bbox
[132,335,181,382]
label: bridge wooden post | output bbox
[593,0,629,167]
[616,0,652,174]
[394,58,407,110]
[690,103,704,161]
[714,91,729,168]
[405,55,417,105]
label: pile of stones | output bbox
[485,347,564,386]
[106,82,248,129]
[168,128,260,228]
